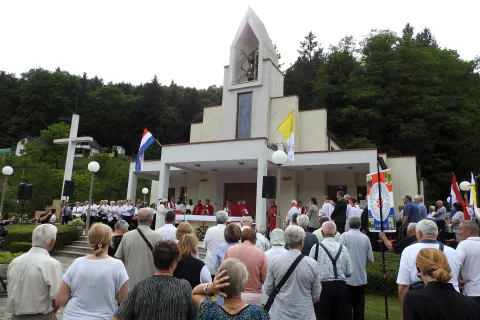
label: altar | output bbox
[175,214,243,228]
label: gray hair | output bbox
[436,200,444,206]
[220,258,248,297]
[416,219,438,236]
[216,211,229,224]
[114,220,129,231]
[291,199,297,205]
[429,206,435,211]
[32,224,57,248]
[256,225,266,234]
[321,221,337,236]
[137,207,154,223]
[296,214,309,229]
[344,194,351,201]
[241,216,253,225]
[407,223,417,235]
[414,195,424,202]
[284,225,306,248]
[349,216,361,229]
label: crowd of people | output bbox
[5,190,480,320]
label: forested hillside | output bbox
[1,23,479,200]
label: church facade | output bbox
[126,7,422,230]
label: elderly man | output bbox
[433,200,447,243]
[400,195,419,237]
[379,223,417,255]
[115,207,162,286]
[413,195,427,220]
[331,191,348,233]
[7,224,62,320]
[340,216,374,320]
[203,211,228,276]
[397,219,459,317]
[241,216,271,252]
[286,200,301,226]
[39,206,54,224]
[155,211,177,241]
[297,214,319,256]
[265,225,321,320]
[310,221,353,319]
[456,220,480,304]
[313,216,341,242]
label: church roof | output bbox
[244,6,276,54]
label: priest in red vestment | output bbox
[202,199,214,215]
[298,200,307,215]
[267,199,278,232]
[193,200,203,215]
[237,198,251,216]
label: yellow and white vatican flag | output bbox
[277,110,295,161]
[470,173,480,220]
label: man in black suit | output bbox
[331,191,347,233]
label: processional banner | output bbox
[366,169,395,233]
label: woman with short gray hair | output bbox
[108,220,130,257]
[264,225,321,320]
[192,258,270,319]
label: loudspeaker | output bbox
[262,176,276,199]
[17,183,33,200]
[63,180,74,198]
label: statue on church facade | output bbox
[237,47,259,83]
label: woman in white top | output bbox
[56,223,129,320]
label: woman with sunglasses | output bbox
[403,248,480,320]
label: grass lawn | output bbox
[365,294,400,320]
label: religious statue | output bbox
[237,47,259,83]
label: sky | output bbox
[1,0,479,89]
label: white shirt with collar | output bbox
[397,240,459,291]
[456,237,480,296]
[7,247,62,315]
[122,204,134,217]
[286,206,301,225]
[72,206,83,218]
[321,202,334,219]
[203,224,227,275]
[155,223,177,241]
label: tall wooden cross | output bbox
[54,114,93,200]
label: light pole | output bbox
[272,150,287,228]
[142,188,149,203]
[86,161,100,232]
[0,166,13,216]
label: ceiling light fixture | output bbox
[238,162,245,165]
[194,164,201,167]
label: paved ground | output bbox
[0,255,75,320]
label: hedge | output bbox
[366,252,400,296]
[5,224,81,252]
[10,242,32,253]
[0,252,22,264]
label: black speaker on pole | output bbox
[63,180,74,198]
[262,176,276,199]
[17,183,33,200]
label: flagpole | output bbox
[155,140,162,147]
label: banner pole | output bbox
[377,161,389,319]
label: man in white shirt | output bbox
[155,211,177,241]
[286,200,301,226]
[72,201,83,219]
[157,200,168,228]
[7,224,62,319]
[321,195,334,220]
[240,216,271,252]
[456,220,480,304]
[203,211,228,276]
[397,219,459,315]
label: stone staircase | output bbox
[56,237,208,261]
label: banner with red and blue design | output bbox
[367,169,396,233]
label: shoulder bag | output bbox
[137,228,153,252]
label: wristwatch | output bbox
[203,284,209,295]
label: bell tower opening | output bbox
[233,22,259,84]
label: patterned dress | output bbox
[199,299,270,320]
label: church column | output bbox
[126,164,137,202]
[156,163,170,228]
[255,158,268,233]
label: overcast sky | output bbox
[1,0,478,89]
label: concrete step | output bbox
[54,250,84,259]
[71,240,90,247]
[78,236,88,241]
[63,245,91,254]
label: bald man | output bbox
[115,208,162,286]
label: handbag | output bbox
[264,254,304,311]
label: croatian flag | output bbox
[450,173,469,220]
[135,128,156,172]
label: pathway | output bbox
[0,255,75,320]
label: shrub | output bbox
[10,242,32,253]
[0,252,22,264]
[70,218,85,227]
[366,251,400,296]
[5,224,80,251]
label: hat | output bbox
[270,229,285,246]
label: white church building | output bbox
[126,7,422,230]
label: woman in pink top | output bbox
[224,228,268,306]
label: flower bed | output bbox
[195,226,209,241]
